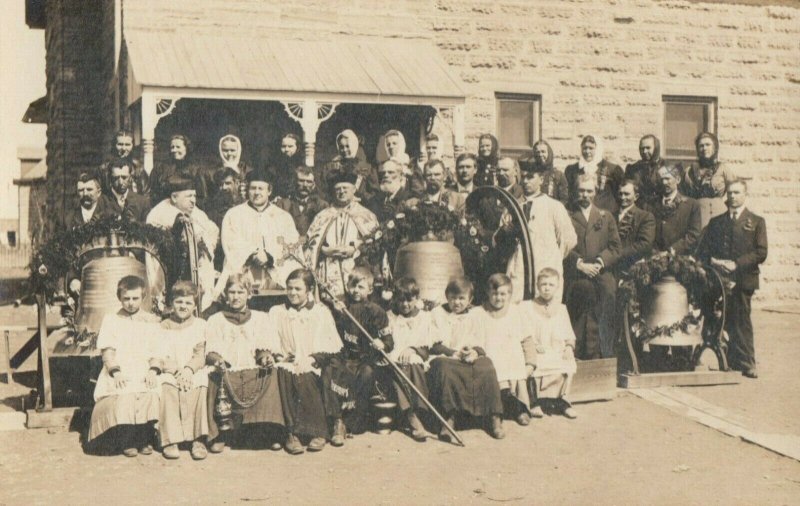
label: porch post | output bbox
[452,104,466,156]
[282,100,338,167]
[140,92,180,175]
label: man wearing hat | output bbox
[305,170,379,299]
[503,163,576,303]
[146,176,219,310]
[647,164,702,255]
[216,169,302,296]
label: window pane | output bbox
[498,100,532,149]
[664,103,706,158]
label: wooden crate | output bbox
[570,358,618,403]
[619,370,741,389]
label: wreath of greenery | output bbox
[619,253,711,342]
[29,215,176,301]
[358,200,491,286]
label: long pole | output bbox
[285,251,464,446]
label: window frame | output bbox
[495,92,542,158]
[662,95,718,164]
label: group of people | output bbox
[72,126,768,458]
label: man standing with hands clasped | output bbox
[697,180,767,379]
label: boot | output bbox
[407,411,429,442]
[438,413,456,443]
[330,418,346,447]
[285,433,304,455]
[488,415,505,440]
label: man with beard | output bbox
[100,160,150,223]
[146,177,219,310]
[648,165,702,255]
[450,153,479,195]
[268,133,306,200]
[495,157,523,199]
[565,174,621,359]
[504,165,576,303]
[409,159,466,213]
[305,171,379,299]
[519,140,569,206]
[365,159,416,223]
[277,166,329,239]
[64,171,107,229]
[697,180,767,379]
[205,168,245,271]
[624,135,665,207]
[615,179,656,273]
[99,130,149,196]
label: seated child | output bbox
[428,277,504,440]
[327,267,394,439]
[523,268,578,419]
[474,274,532,426]
[87,275,162,457]
[269,269,343,455]
[204,273,284,453]
[386,277,434,442]
[158,281,210,460]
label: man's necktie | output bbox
[523,200,533,221]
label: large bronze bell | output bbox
[642,276,701,346]
[75,256,150,333]
[393,241,464,303]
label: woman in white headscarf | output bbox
[564,134,624,213]
[322,129,379,202]
[216,134,252,199]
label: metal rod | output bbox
[284,251,464,446]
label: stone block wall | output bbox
[48,0,800,302]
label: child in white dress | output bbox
[523,268,578,419]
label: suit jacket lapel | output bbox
[587,205,601,230]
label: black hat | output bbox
[167,176,195,194]
[246,169,273,185]
[328,170,358,187]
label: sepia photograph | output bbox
[0,0,798,504]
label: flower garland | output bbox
[29,215,176,301]
[619,253,711,342]
[358,200,492,285]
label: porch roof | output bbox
[125,31,466,106]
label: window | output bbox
[662,96,717,162]
[495,93,541,157]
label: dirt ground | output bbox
[1,308,799,505]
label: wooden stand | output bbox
[619,370,741,389]
[570,358,618,403]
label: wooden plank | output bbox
[36,293,52,411]
[571,358,618,403]
[620,370,742,389]
[632,389,800,462]
[25,407,80,429]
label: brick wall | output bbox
[44,0,115,231]
[50,0,800,302]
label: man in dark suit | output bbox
[276,166,329,238]
[697,180,767,378]
[100,160,150,222]
[648,165,702,255]
[365,159,416,222]
[565,174,622,359]
[63,171,107,230]
[615,179,656,272]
